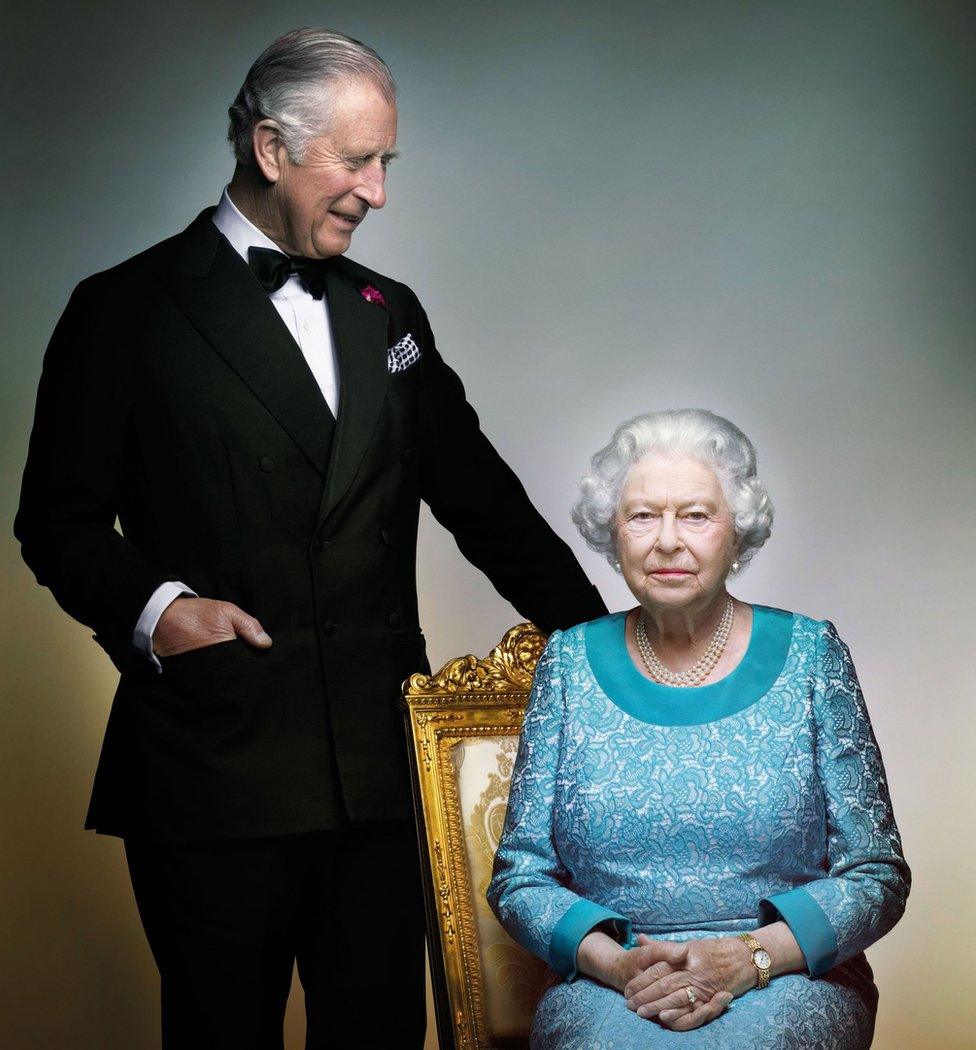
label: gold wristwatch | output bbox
[738,933,771,988]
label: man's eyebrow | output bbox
[342,149,400,163]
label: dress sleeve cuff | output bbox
[759,887,838,977]
[549,898,633,982]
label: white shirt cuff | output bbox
[133,581,197,673]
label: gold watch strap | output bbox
[738,932,771,988]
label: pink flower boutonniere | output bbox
[360,284,386,308]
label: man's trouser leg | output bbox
[125,823,426,1049]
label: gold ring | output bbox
[684,986,697,1005]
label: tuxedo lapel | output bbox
[317,260,389,525]
[159,209,336,476]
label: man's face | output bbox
[266,79,398,258]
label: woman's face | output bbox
[615,453,738,614]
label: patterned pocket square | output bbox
[387,333,422,374]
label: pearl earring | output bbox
[731,560,740,574]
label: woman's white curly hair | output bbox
[571,408,774,574]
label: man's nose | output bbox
[356,164,387,210]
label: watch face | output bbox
[754,949,772,970]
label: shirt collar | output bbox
[212,186,285,263]
[213,186,309,298]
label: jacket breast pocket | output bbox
[385,360,422,397]
[381,375,421,451]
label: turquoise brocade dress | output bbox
[487,606,909,1049]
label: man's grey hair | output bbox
[228,28,397,165]
[571,408,774,574]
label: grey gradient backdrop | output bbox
[2,2,974,1047]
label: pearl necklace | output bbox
[636,597,735,687]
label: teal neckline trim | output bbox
[584,604,794,726]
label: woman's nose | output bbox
[655,516,681,552]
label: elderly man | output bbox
[15,28,606,1050]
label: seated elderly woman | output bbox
[487,408,909,1048]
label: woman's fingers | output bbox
[623,960,672,999]
[628,970,689,1012]
[622,941,687,999]
[662,992,734,1032]
[635,979,707,1019]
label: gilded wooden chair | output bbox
[400,623,552,1050]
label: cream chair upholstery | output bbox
[400,624,552,1050]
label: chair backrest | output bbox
[400,623,551,1050]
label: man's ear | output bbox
[252,120,286,184]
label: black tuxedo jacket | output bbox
[15,208,606,842]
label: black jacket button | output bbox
[322,619,335,637]
[400,448,414,465]
[388,613,402,629]
[313,537,324,554]
[259,456,275,473]
[380,529,391,545]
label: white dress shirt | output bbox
[133,188,341,670]
[212,188,340,414]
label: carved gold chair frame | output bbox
[400,623,551,1050]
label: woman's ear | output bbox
[251,120,285,184]
[729,535,742,574]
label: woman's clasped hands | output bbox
[619,934,756,1032]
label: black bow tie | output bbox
[247,246,332,300]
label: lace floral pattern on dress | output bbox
[487,610,909,1049]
